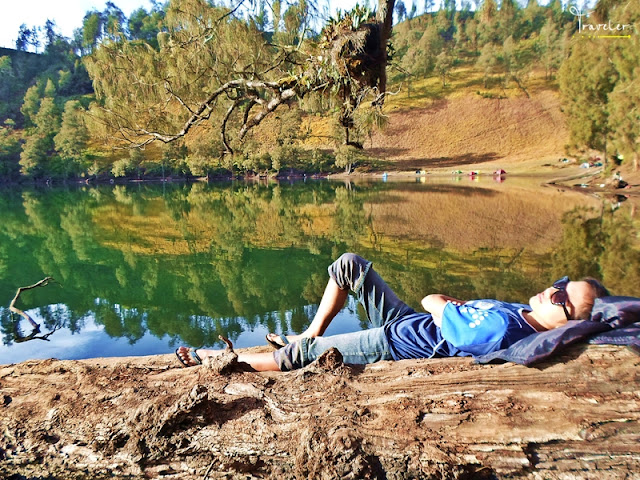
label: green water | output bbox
[1,179,637,364]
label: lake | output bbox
[1,177,638,364]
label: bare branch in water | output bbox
[9,277,54,329]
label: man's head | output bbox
[575,277,610,319]
[528,276,610,330]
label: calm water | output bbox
[1,178,638,364]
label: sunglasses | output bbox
[551,276,572,321]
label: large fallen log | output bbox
[0,343,638,479]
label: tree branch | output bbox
[9,277,54,329]
[237,86,300,142]
[88,0,398,151]
[221,99,242,154]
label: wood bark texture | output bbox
[0,343,638,479]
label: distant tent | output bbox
[493,169,506,175]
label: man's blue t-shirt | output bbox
[384,300,538,360]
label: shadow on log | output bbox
[0,343,638,479]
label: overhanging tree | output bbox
[85,0,396,154]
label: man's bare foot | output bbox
[175,346,202,367]
[265,333,306,349]
[176,346,227,367]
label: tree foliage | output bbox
[19,97,62,178]
[85,0,396,154]
[434,50,453,87]
[607,0,640,170]
[20,84,43,128]
[334,144,371,173]
[54,100,90,174]
[0,57,19,120]
[560,40,616,154]
[0,124,21,179]
[128,4,165,47]
[1,0,637,181]
[559,0,638,168]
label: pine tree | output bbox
[607,0,640,170]
[82,12,103,52]
[500,35,533,96]
[44,78,57,98]
[435,51,453,87]
[15,24,32,51]
[104,2,126,39]
[520,0,545,39]
[0,57,16,120]
[34,97,61,138]
[410,23,444,76]
[19,96,62,178]
[559,38,617,159]
[19,134,50,177]
[547,0,564,25]
[58,70,72,92]
[395,1,407,22]
[434,7,453,39]
[539,18,561,79]
[465,17,479,53]
[128,6,163,46]
[86,0,398,154]
[21,85,42,128]
[0,124,21,178]
[477,0,500,44]
[54,100,89,174]
[477,42,497,88]
[498,0,518,40]
[424,0,435,14]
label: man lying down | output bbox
[176,253,635,371]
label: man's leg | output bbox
[330,253,415,328]
[236,351,280,371]
[268,251,372,345]
[271,254,416,369]
[273,327,393,371]
[268,253,414,348]
[177,346,281,371]
[268,277,347,345]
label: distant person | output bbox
[176,253,609,371]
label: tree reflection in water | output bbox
[0,181,637,361]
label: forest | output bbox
[0,0,638,182]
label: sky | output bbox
[0,0,150,49]
[0,0,362,50]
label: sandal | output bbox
[265,333,290,350]
[175,346,202,367]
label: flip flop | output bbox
[265,333,290,350]
[175,346,202,367]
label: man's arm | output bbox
[421,294,465,327]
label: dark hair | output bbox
[574,277,610,320]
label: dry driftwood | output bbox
[0,342,638,479]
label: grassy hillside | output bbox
[372,91,567,171]
[299,61,574,175]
